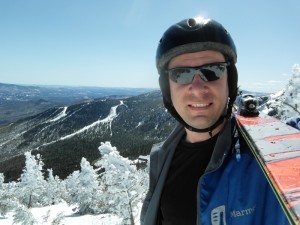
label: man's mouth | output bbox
[190,103,211,108]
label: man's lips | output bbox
[189,103,212,109]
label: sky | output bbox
[0,0,299,93]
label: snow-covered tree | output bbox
[0,173,7,216]
[12,203,37,225]
[43,169,66,206]
[16,152,47,208]
[0,173,11,217]
[50,211,65,225]
[0,173,4,190]
[66,157,102,215]
[96,141,148,224]
[262,63,300,120]
[0,177,19,218]
[65,170,79,204]
[280,63,300,120]
[0,143,150,224]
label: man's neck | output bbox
[184,120,226,143]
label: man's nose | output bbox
[189,74,208,92]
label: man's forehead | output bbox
[168,51,225,69]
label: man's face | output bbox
[168,50,229,130]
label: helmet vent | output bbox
[187,18,197,27]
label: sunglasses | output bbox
[167,62,230,84]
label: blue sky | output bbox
[0,0,299,93]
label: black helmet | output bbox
[156,17,238,133]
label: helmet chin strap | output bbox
[183,98,233,137]
[184,115,226,137]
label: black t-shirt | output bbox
[160,134,218,225]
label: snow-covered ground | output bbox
[0,202,122,225]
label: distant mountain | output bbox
[0,83,155,125]
[0,90,176,182]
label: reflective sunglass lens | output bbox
[169,68,194,84]
[168,63,227,84]
[200,69,221,81]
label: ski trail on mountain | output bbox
[48,107,68,122]
[0,107,68,148]
[0,130,27,148]
[37,101,124,149]
[60,103,119,139]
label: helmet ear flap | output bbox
[227,63,238,102]
[159,74,187,126]
[159,74,171,108]
[226,63,238,117]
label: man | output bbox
[141,17,289,225]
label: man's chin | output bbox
[186,122,212,130]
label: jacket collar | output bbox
[205,118,233,173]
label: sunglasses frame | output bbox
[167,62,230,84]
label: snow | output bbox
[37,101,124,149]
[261,63,300,122]
[48,107,68,122]
[0,203,122,225]
[135,121,144,128]
[0,130,27,148]
[60,101,123,138]
[1,142,147,225]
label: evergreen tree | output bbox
[0,173,7,216]
[43,169,66,205]
[66,157,102,215]
[96,141,149,224]
[65,170,79,205]
[0,173,3,190]
[280,64,300,119]
[12,203,36,225]
[16,152,47,208]
[0,174,19,218]
[51,212,65,225]
[0,173,10,217]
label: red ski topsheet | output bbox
[267,157,300,204]
[235,114,300,224]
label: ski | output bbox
[235,94,300,225]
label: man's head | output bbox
[156,17,238,133]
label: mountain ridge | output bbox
[0,82,155,125]
[0,90,176,181]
